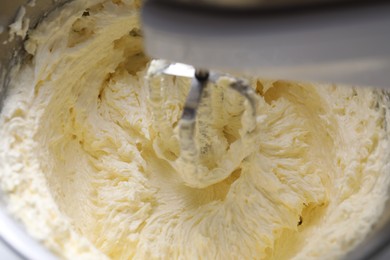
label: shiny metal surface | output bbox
[153,0,359,9]
[0,2,65,259]
[0,205,57,260]
[142,0,390,87]
[0,0,69,114]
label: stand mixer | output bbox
[141,0,390,191]
[140,0,390,259]
[141,0,390,86]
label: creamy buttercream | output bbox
[1,0,390,259]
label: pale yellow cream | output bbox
[1,0,390,259]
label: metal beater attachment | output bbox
[146,60,260,188]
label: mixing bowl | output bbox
[1,1,390,259]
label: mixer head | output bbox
[141,0,390,87]
[141,0,390,187]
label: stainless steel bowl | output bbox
[1,1,390,259]
[0,2,67,259]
